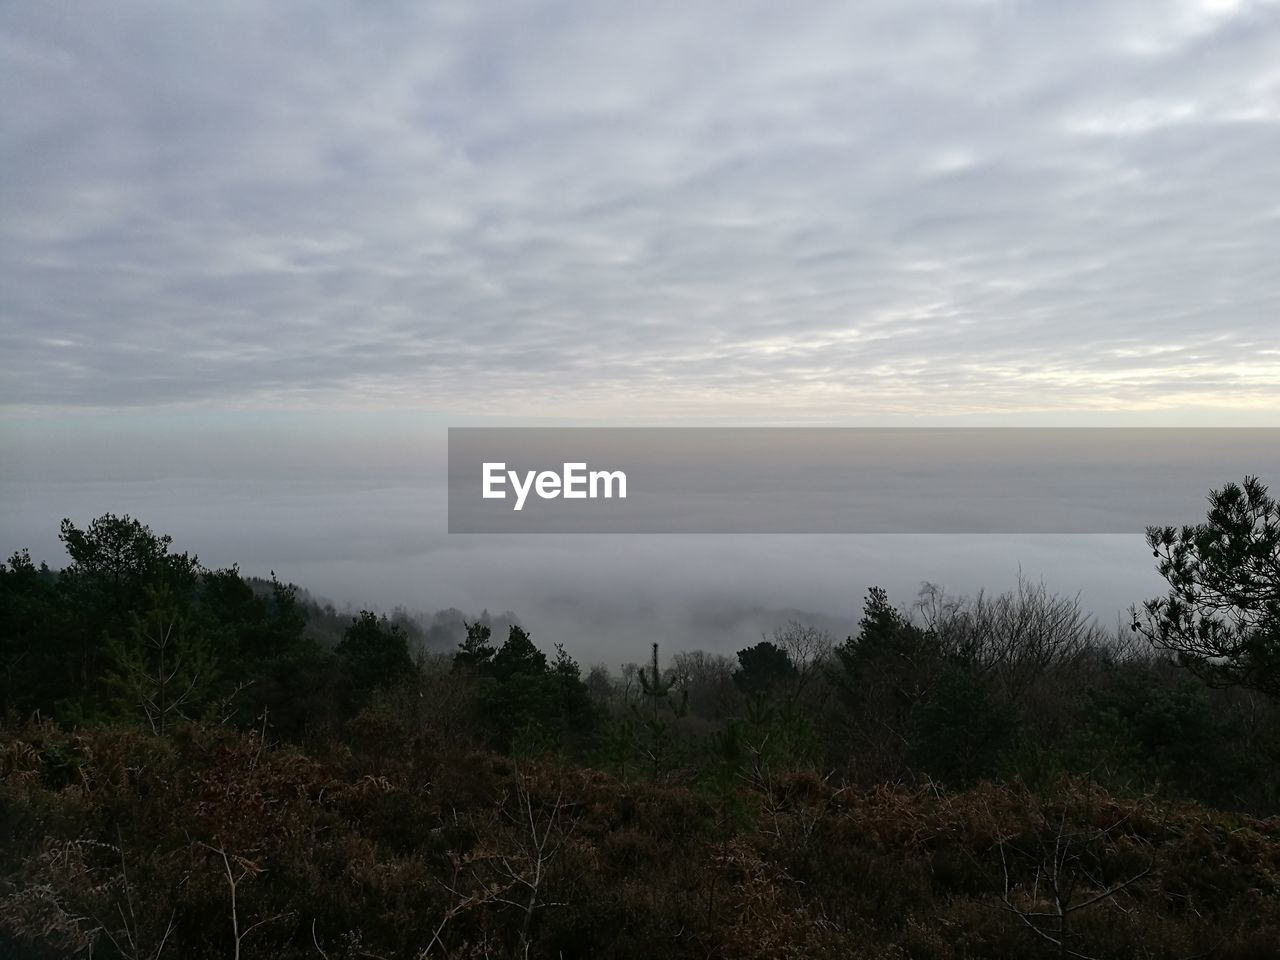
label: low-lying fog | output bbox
[3,416,1186,663]
[2,480,1162,666]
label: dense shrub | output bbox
[3,722,1279,959]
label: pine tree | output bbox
[638,642,672,723]
[454,620,496,672]
[105,584,216,733]
[492,625,546,681]
[632,642,686,778]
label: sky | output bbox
[2,1,1278,660]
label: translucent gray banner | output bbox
[447,428,1280,533]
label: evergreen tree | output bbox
[337,611,414,699]
[733,640,797,695]
[104,584,217,733]
[638,641,674,722]
[0,549,61,715]
[55,514,201,719]
[631,642,686,778]
[1136,476,1280,698]
[491,624,547,681]
[455,620,496,672]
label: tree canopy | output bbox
[1136,476,1280,698]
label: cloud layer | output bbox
[3,0,1279,417]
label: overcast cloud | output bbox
[3,0,1279,418]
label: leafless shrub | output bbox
[918,576,1108,707]
[197,842,292,960]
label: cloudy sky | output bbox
[2,1,1278,656]
[4,0,1279,419]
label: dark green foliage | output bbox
[733,690,823,775]
[198,567,309,676]
[623,643,689,779]
[336,610,415,701]
[57,513,201,637]
[550,643,596,739]
[104,583,218,734]
[0,550,60,717]
[53,515,201,720]
[454,619,496,671]
[732,640,796,695]
[210,574,326,737]
[1,517,321,738]
[1137,475,1280,698]
[6,510,1280,810]
[832,586,945,779]
[491,624,547,681]
[1068,665,1267,808]
[910,666,1011,786]
[449,624,597,751]
[835,586,942,710]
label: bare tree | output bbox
[198,843,291,960]
[584,663,618,710]
[991,791,1152,960]
[772,621,834,708]
[495,770,574,953]
[919,576,1103,708]
[669,649,736,718]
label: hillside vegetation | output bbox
[3,478,1279,957]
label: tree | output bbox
[454,620,496,672]
[491,625,547,682]
[918,577,1100,709]
[1135,476,1280,699]
[835,586,942,710]
[58,514,199,630]
[910,666,1010,786]
[668,650,736,718]
[482,626,555,750]
[629,643,686,778]
[198,568,308,672]
[550,643,594,734]
[337,611,414,698]
[209,573,321,736]
[0,549,60,715]
[832,587,945,780]
[637,642,678,721]
[772,622,833,701]
[105,584,217,733]
[995,783,1155,960]
[733,640,796,696]
[45,515,203,721]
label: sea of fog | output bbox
[0,474,1160,666]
